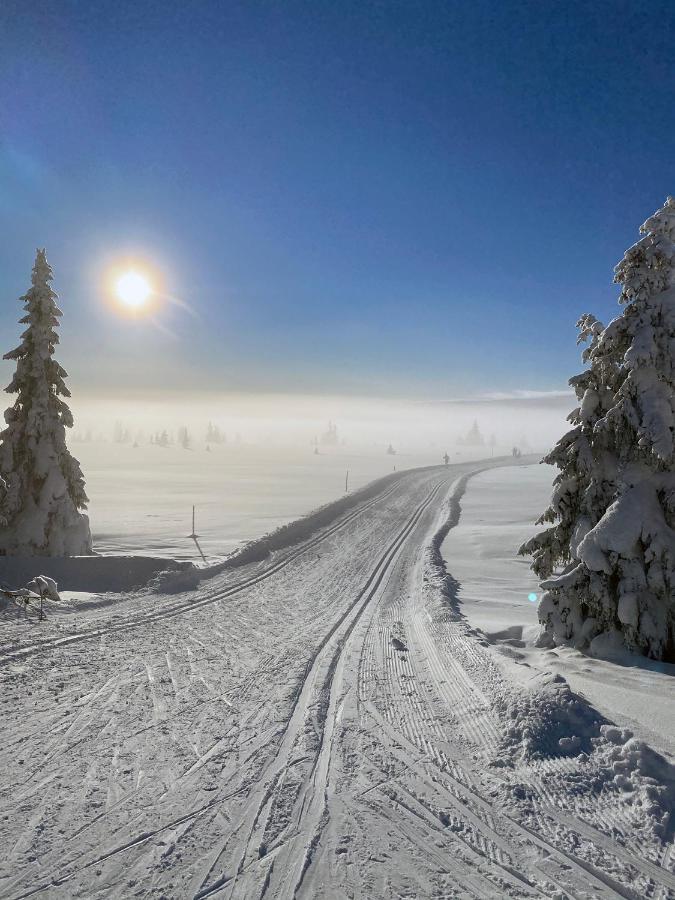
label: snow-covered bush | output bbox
[26,575,61,601]
[521,197,675,661]
[0,249,92,556]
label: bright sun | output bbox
[115,271,152,308]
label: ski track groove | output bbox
[2,461,673,900]
[207,480,449,900]
[0,481,404,666]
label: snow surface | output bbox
[442,464,549,632]
[75,441,490,559]
[1,459,673,899]
[443,464,675,759]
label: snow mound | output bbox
[497,673,606,761]
[0,554,196,594]
[497,673,675,840]
[594,725,675,840]
[422,469,482,619]
[0,593,31,620]
[149,564,202,593]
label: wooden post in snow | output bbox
[188,504,207,563]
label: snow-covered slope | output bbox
[0,459,673,899]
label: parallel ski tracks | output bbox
[349,478,674,900]
[192,479,450,900]
[0,478,408,666]
[6,460,670,900]
[6,477,451,900]
[205,467,670,900]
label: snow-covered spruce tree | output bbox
[0,249,92,556]
[520,315,619,640]
[521,197,675,661]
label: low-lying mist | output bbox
[69,390,573,455]
[60,390,570,558]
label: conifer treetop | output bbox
[595,196,675,464]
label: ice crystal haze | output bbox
[522,197,675,661]
[0,250,91,556]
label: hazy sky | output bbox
[2,0,675,400]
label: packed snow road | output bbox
[0,460,673,899]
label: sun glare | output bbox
[116,271,152,309]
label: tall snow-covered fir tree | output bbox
[521,197,675,661]
[0,249,92,556]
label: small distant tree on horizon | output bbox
[521,197,675,661]
[0,249,91,556]
[178,426,191,450]
[206,421,225,444]
[458,420,484,447]
[321,421,338,446]
[113,420,130,443]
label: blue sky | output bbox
[1,0,675,399]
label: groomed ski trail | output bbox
[0,459,673,900]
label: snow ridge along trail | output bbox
[0,475,407,666]
[1,460,673,900]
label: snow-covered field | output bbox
[76,442,491,559]
[1,459,674,899]
[444,464,675,760]
[442,463,549,630]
